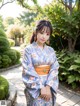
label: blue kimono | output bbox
[22,41,59,106]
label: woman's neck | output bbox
[36,41,44,48]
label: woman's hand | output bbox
[40,85,52,101]
[40,86,47,100]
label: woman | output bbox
[22,20,59,106]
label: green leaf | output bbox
[68,65,80,70]
[60,65,66,69]
[72,83,77,89]
[76,76,80,81]
[33,0,38,4]
[58,53,65,59]
[59,77,63,81]
[63,57,71,63]
[74,59,80,64]
[61,72,69,75]
[67,75,75,84]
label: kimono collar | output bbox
[33,41,47,50]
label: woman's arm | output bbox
[45,49,59,93]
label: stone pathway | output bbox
[1,66,80,106]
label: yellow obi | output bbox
[34,65,50,75]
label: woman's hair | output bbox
[30,20,53,44]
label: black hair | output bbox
[30,20,53,44]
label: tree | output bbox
[45,0,80,52]
[17,0,42,12]
[57,0,80,52]
[18,11,38,26]
[6,24,25,46]
[3,17,15,30]
[0,0,15,9]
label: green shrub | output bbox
[1,55,11,68]
[15,50,21,62]
[0,29,20,68]
[4,49,17,65]
[57,50,80,89]
[0,29,7,38]
[0,37,10,53]
[0,49,20,69]
[8,39,15,47]
[0,76,9,100]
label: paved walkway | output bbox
[1,66,80,106]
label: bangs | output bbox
[37,26,51,35]
[36,20,53,35]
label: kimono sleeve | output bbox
[22,46,44,90]
[46,49,59,93]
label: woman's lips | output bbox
[40,39,45,41]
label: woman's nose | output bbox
[43,34,46,38]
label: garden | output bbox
[0,0,80,101]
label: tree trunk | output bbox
[19,37,21,44]
[68,37,77,52]
[15,36,17,46]
[68,37,73,52]
[69,0,73,14]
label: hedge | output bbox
[0,37,10,53]
[0,76,9,100]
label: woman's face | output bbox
[36,26,50,44]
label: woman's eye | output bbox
[47,33,50,36]
[40,32,43,34]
